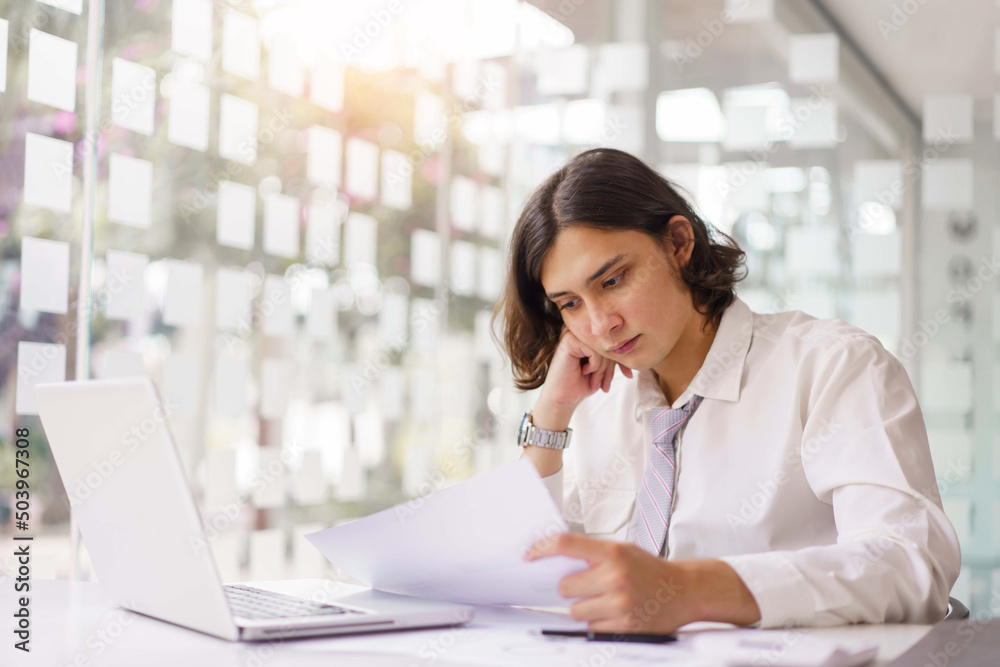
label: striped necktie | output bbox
[635,394,704,556]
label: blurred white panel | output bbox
[105,250,148,321]
[414,91,446,146]
[920,361,973,412]
[789,99,837,149]
[723,105,769,151]
[592,42,647,95]
[478,247,503,301]
[27,29,77,111]
[410,298,440,354]
[203,448,238,511]
[788,33,839,84]
[536,45,589,96]
[380,149,413,211]
[480,60,507,110]
[657,89,725,143]
[411,229,441,287]
[293,523,326,578]
[853,230,901,277]
[163,353,198,415]
[260,358,293,419]
[100,350,143,379]
[452,58,479,101]
[941,498,971,545]
[249,529,285,580]
[784,227,839,277]
[268,33,303,97]
[218,95,258,165]
[263,194,300,258]
[215,356,249,418]
[312,402,349,481]
[604,104,645,155]
[262,275,294,337]
[307,288,336,339]
[108,153,153,228]
[726,0,773,22]
[927,430,973,484]
[563,98,606,145]
[380,366,405,420]
[354,411,385,469]
[379,292,408,343]
[217,180,256,250]
[38,0,83,14]
[306,193,344,266]
[850,291,900,338]
[480,186,505,240]
[474,309,500,361]
[344,213,377,266]
[924,94,973,144]
[111,58,155,135]
[336,445,366,501]
[293,453,327,505]
[222,11,259,81]
[478,141,505,177]
[168,80,210,151]
[450,176,479,232]
[307,126,342,188]
[922,159,973,211]
[450,240,478,297]
[24,133,73,212]
[854,160,903,209]
[402,439,431,497]
[409,368,436,417]
[20,237,69,314]
[215,268,251,331]
[0,20,7,92]
[16,342,66,415]
[172,0,212,62]
[345,138,379,201]
[722,163,769,211]
[311,52,344,112]
[513,104,561,145]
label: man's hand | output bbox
[524,533,761,633]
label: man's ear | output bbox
[665,215,695,270]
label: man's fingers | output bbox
[568,594,619,623]
[557,562,614,599]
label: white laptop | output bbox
[33,377,474,641]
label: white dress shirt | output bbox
[536,297,961,628]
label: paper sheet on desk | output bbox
[305,459,588,607]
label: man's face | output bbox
[539,226,696,371]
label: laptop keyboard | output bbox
[224,584,365,620]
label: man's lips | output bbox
[609,335,639,354]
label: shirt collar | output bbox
[633,297,754,420]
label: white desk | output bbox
[2,579,933,666]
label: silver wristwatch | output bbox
[517,411,572,449]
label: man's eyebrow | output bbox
[545,253,627,299]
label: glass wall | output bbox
[0,0,994,616]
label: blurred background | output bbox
[0,0,995,616]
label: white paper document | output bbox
[306,459,587,607]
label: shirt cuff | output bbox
[718,552,815,628]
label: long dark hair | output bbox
[493,148,746,391]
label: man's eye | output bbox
[604,270,626,288]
